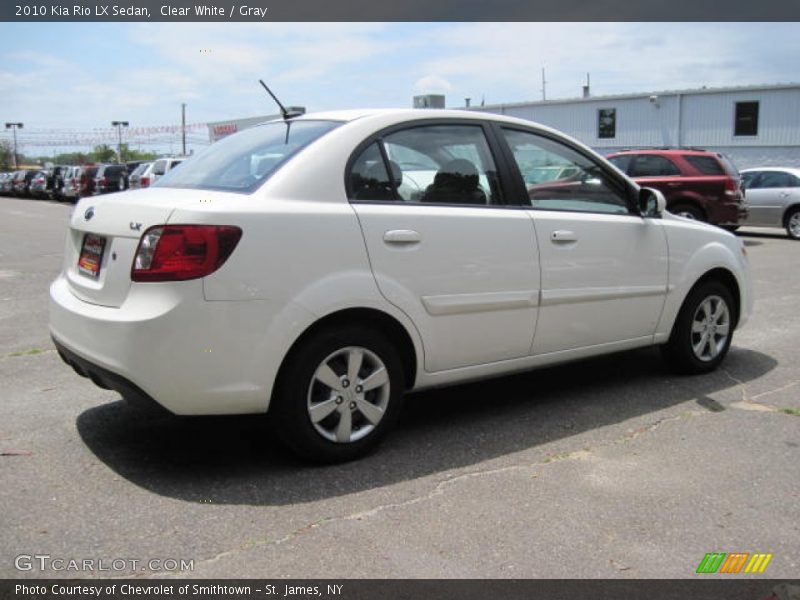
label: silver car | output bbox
[62,167,82,203]
[128,158,185,189]
[741,167,800,239]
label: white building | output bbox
[473,83,800,168]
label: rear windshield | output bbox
[131,163,150,177]
[154,120,342,193]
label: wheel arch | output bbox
[687,267,741,328]
[272,307,419,407]
[782,203,800,226]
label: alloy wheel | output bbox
[306,346,391,443]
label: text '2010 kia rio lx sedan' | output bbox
[50,109,753,462]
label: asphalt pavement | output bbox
[0,196,797,579]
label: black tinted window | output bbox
[607,155,631,173]
[598,108,616,139]
[684,155,725,175]
[629,155,681,177]
[754,171,796,189]
[349,143,396,201]
[735,102,759,136]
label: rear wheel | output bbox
[661,280,735,374]
[785,207,800,240]
[671,203,704,221]
[271,326,405,463]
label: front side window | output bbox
[598,108,616,139]
[348,124,503,206]
[754,171,796,189]
[501,128,630,214]
[152,160,167,176]
[735,102,759,136]
[628,155,681,177]
[155,120,341,193]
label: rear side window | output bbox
[683,155,725,175]
[629,155,681,177]
[155,120,341,193]
[348,124,504,206]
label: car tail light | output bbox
[140,176,150,187]
[724,178,739,197]
[131,225,242,282]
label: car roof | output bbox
[608,148,718,156]
[741,167,800,175]
[257,107,570,135]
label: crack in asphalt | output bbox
[721,367,799,411]
[144,377,799,577]
[180,413,686,574]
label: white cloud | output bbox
[413,75,453,95]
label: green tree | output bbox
[0,139,15,170]
[119,144,157,162]
[91,144,117,163]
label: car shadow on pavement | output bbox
[76,346,777,506]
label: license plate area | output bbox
[78,233,106,279]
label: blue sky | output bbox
[1,22,799,155]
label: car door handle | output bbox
[780,192,791,198]
[551,230,577,243]
[383,229,421,244]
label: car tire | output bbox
[661,280,735,375]
[671,203,704,221]
[785,207,800,240]
[270,326,405,463]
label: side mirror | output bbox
[638,187,666,217]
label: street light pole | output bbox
[111,121,129,163]
[181,103,186,156]
[5,122,24,169]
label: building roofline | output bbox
[472,82,800,110]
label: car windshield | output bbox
[154,120,342,193]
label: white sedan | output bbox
[50,109,753,462]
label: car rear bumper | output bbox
[49,274,274,415]
[710,198,748,226]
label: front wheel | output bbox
[785,207,800,240]
[661,280,735,374]
[271,326,405,463]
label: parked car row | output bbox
[0,157,186,202]
[602,148,799,239]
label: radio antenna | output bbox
[259,80,302,120]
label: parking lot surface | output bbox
[0,196,798,579]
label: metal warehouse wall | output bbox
[474,85,800,167]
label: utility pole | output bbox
[111,121,129,163]
[181,103,187,156]
[541,68,547,101]
[5,122,23,169]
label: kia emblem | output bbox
[84,207,95,221]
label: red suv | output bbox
[606,149,746,227]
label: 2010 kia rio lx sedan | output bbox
[50,109,753,462]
